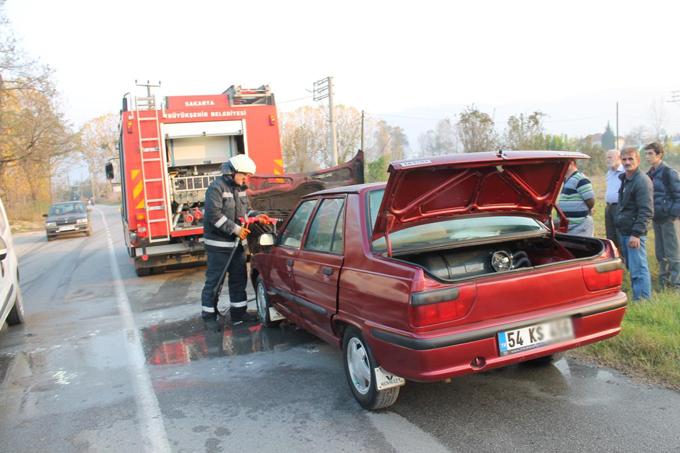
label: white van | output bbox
[0,196,24,327]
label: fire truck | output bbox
[111,85,283,276]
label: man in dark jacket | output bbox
[615,147,654,300]
[644,142,680,289]
[201,154,268,324]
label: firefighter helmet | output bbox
[221,154,256,175]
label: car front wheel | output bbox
[342,327,400,410]
[255,276,279,327]
[7,283,25,325]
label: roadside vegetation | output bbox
[568,174,680,390]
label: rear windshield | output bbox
[368,188,546,252]
[49,203,86,216]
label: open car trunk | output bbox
[396,234,605,282]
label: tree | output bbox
[503,111,546,150]
[418,118,459,156]
[366,120,409,162]
[601,123,615,150]
[79,113,118,201]
[0,3,76,219]
[280,105,365,172]
[456,105,497,153]
[649,99,667,141]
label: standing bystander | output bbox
[557,160,595,237]
[605,149,624,251]
[615,147,654,300]
[644,142,680,290]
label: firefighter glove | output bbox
[238,226,251,240]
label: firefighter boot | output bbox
[229,308,258,325]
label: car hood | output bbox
[372,150,589,241]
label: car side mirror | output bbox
[259,233,275,247]
[0,236,7,261]
[105,162,114,180]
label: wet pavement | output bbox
[1,205,679,452]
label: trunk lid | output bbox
[372,150,589,241]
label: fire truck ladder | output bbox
[135,97,170,243]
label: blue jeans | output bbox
[619,235,652,300]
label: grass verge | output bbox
[570,290,680,390]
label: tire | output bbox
[523,352,564,366]
[151,266,166,275]
[46,234,53,242]
[7,284,25,325]
[342,327,400,410]
[255,276,279,327]
[85,228,92,237]
[135,263,151,277]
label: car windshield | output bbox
[49,203,85,216]
[368,189,547,252]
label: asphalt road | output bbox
[1,205,679,453]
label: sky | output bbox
[6,0,680,149]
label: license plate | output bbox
[498,317,574,356]
[268,306,285,322]
[58,225,76,232]
[375,366,406,390]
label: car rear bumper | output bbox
[368,292,627,382]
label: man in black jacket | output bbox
[615,147,654,300]
[200,154,268,324]
[644,142,680,290]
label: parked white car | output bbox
[0,196,24,327]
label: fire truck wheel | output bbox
[135,263,151,277]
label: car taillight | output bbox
[582,260,624,291]
[410,284,476,327]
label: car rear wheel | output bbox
[255,276,279,327]
[342,327,400,410]
[7,284,25,325]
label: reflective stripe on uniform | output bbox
[238,192,247,197]
[230,300,247,308]
[202,306,215,313]
[215,215,228,228]
[222,192,234,198]
[204,238,237,248]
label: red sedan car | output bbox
[251,151,627,410]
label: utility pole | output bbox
[135,79,161,97]
[616,101,619,149]
[313,76,338,166]
[360,110,365,152]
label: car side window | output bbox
[279,200,317,249]
[331,203,345,254]
[304,198,345,254]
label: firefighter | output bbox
[200,154,267,324]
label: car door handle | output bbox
[321,266,333,276]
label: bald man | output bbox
[605,149,624,251]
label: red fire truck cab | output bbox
[115,85,283,276]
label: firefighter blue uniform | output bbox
[200,170,253,322]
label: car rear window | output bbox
[368,188,546,252]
